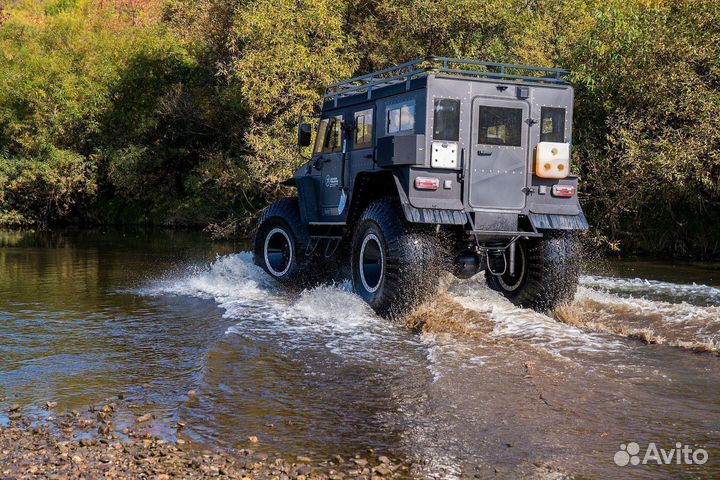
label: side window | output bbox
[433,98,460,142]
[540,107,566,143]
[313,119,329,155]
[354,108,374,149]
[323,115,343,153]
[478,106,522,147]
[386,101,415,134]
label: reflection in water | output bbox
[0,229,237,412]
[1,229,719,479]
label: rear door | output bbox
[469,98,529,210]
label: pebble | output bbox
[0,399,406,480]
[374,465,391,475]
[8,403,20,412]
[136,413,153,423]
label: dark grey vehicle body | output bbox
[294,57,586,245]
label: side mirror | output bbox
[298,123,312,148]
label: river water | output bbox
[1,229,718,479]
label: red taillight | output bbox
[415,176,440,191]
[552,185,576,197]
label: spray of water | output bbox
[143,251,720,360]
[556,284,720,354]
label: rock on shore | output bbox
[0,398,408,479]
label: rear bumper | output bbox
[401,203,589,233]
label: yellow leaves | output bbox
[223,0,357,187]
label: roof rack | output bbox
[324,56,569,106]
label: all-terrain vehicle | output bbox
[254,57,587,318]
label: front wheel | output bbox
[351,200,441,318]
[485,235,580,312]
[254,198,316,285]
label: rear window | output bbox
[540,107,566,142]
[433,99,460,142]
[478,106,522,147]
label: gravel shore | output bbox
[0,398,408,479]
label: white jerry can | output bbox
[535,142,570,179]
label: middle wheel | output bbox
[351,200,441,318]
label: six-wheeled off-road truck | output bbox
[254,57,587,318]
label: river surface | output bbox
[1,229,719,479]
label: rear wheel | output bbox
[485,235,580,312]
[254,198,316,285]
[351,200,441,318]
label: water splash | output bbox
[581,275,720,307]
[558,285,720,354]
[443,276,624,356]
[142,252,276,302]
[141,253,427,366]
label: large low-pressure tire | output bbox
[485,235,580,312]
[254,197,316,285]
[351,200,441,318]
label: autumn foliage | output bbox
[0,0,718,256]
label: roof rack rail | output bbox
[324,56,569,106]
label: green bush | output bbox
[0,148,96,225]
[0,0,262,228]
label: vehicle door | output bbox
[469,98,530,210]
[311,115,345,218]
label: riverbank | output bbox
[1,398,408,479]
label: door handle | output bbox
[477,150,492,156]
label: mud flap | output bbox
[529,212,588,231]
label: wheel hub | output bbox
[359,233,383,293]
[264,227,293,276]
